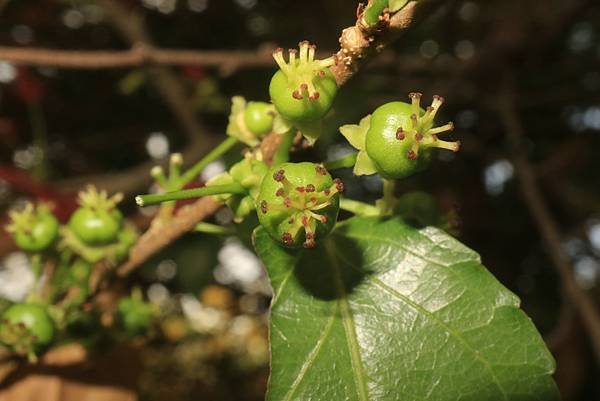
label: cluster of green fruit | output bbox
[1,187,149,360]
[2,34,460,360]
[6,187,135,257]
[191,41,460,249]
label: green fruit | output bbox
[69,208,122,245]
[68,186,124,246]
[243,101,275,136]
[1,303,55,352]
[118,296,153,338]
[365,93,460,179]
[7,204,59,252]
[256,162,342,248]
[269,41,338,123]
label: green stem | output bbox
[136,183,246,207]
[380,178,396,214]
[272,130,296,165]
[194,222,236,235]
[179,136,239,186]
[340,198,381,216]
[324,152,358,170]
[30,254,42,280]
[363,0,389,26]
[28,254,44,300]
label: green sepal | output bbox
[294,119,323,145]
[229,158,269,198]
[206,157,269,222]
[339,115,377,176]
[354,150,378,176]
[339,114,371,150]
[228,195,257,223]
[58,224,138,265]
[226,96,260,146]
[273,114,293,135]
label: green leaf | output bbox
[254,217,559,401]
[340,114,371,151]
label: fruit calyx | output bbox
[272,41,334,102]
[5,203,49,235]
[398,93,460,161]
[77,185,123,212]
[0,318,41,357]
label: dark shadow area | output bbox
[292,224,367,301]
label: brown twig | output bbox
[0,45,276,70]
[96,0,208,144]
[0,45,445,75]
[40,259,57,300]
[114,0,445,275]
[117,198,221,276]
[497,81,600,363]
[332,0,442,85]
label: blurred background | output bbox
[0,0,599,400]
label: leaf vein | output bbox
[329,242,510,400]
[325,241,370,401]
[369,277,508,400]
[280,311,336,401]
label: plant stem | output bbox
[194,222,235,235]
[179,136,239,186]
[363,0,389,26]
[136,183,246,207]
[272,130,295,165]
[30,254,42,279]
[28,254,44,300]
[380,178,396,214]
[340,198,381,216]
[324,152,358,170]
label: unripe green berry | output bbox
[365,93,460,179]
[118,295,153,338]
[256,162,342,249]
[269,41,338,123]
[244,101,275,136]
[1,303,55,353]
[68,186,124,246]
[69,208,123,245]
[6,203,59,253]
